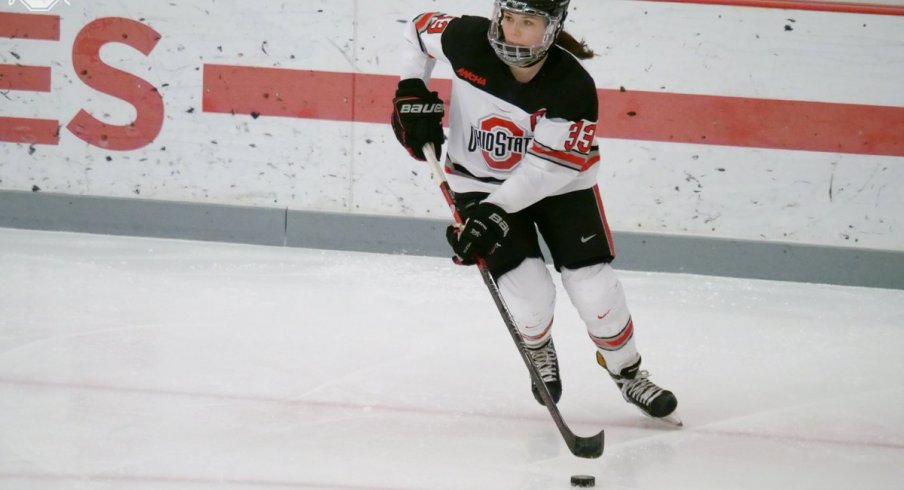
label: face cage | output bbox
[488,2,563,67]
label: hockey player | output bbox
[391,0,680,425]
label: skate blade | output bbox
[658,412,683,427]
[637,408,683,428]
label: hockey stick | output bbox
[422,143,604,459]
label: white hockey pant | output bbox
[496,257,556,348]
[496,259,640,373]
[562,262,639,374]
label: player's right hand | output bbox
[391,78,445,161]
[445,202,511,264]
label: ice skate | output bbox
[598,353,682,426]
[527,337,562,406]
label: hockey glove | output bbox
[445,202,511,264]
[391,78,444,161]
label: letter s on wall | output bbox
[67,17,164,151]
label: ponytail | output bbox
[556,30,595,60]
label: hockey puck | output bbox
[570,474,595,487]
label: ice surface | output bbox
[1,228,902,489]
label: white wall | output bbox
[1,0,902,251]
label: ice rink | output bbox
[1,227,902,490]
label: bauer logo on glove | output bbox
[398,102,445,114]
[488,212,510,238]
[446,202,512,264]
[390,78,445,161]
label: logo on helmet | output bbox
[8,0,71,11]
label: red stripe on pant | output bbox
[522,319,554,343]
[591,318,634,351]
[592,185,616,258]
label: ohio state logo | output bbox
[8,0,71,11]
[467,115,531,171]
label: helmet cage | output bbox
[488,0,568,67]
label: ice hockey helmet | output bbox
[488,0,570,67]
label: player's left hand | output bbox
[445,202,511,264]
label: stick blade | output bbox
[568,430,605,459]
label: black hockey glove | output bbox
[445,202,511,264]
[391,78,444,161]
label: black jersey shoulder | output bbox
[441,15,494,61]
[441,15,598,123]
[533,47,599,122]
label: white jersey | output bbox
[400,13,601,214]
